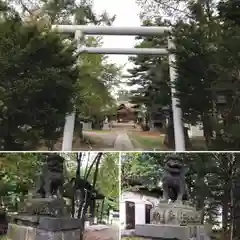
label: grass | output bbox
[34,127,207,151]
[37,130,104,151]
[128,131,168,150]
[83,129,112,133]
[0,236,9,240]
[37,135,92,151]
[36,129,115,151]
[190,136,207,150]
[129,131,207,151]
[83,132,116,149]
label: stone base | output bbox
[135,224,209,240]
[7,216,82,240]
[22,198,70,217]
[7,223,81,240]
[11,215,82,230]
[151,202,201,225]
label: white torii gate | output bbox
[51,25,185,151]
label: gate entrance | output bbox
[145,204,152,224]
[125,201,135,229]
[52,25,186,151]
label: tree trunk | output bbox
[46,140,54,151]
[79,191,90,240]
[229,156,235,240]
[201,112,213,149]
[234,181,240,239]
[233,155,240,239]
[72,153,82,218]
[222,194,229,240]
[196,194,205,224]
[89,200,95,225]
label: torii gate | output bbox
[51,25,185,151]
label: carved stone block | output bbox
[151,202,202,225]
[22,198,70,217]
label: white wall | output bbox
[120,191,159,229]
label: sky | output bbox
[92,0,141,74]
[62,152,99,174]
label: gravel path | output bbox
[113,130,134,150]
[83,123,143,151]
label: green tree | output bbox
[0,153,44,210]
[132,0,240,150]
[127,18,171,130]
[0,16,79,150]
[172,19,220,148]
[172,0,240,150]
[0,1,121,149]
[95,153,119,210]
[75,37,121,128]
[8,0,115,26]
[84,153,119,211]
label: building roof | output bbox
[117,101,138,108]
[123,178,163,197]
[117,102,140,115]
[117,107,135,113]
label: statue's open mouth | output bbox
[168,163,182,168]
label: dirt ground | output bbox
[84,225,119,240]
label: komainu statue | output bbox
[161,154,189,202]
[36,154,65,199]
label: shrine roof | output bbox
[117,101,139,108]
[117,107,136,113]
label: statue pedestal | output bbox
[7,216,82,240]
[151,201,201,225]
[135,224,207,240]
[22,198,70,217]
[7,197,79,240]
[135,202,210,240]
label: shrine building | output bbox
[116,101,140,123]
